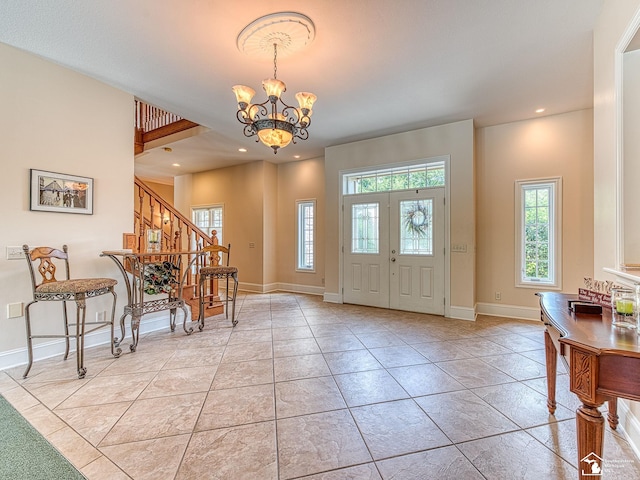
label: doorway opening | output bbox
[340,158,449,315]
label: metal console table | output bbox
[101,250,196,352]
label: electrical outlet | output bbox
[6,246,25,260]
[7,302,23,318]
[249,242,256,248]
[96,311,106,322]
[495,292,501,301]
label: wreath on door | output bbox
[403,202,430,237]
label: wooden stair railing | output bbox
[134,100,199,155]
[128,176,224,319]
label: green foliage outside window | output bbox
[523,186,551,280]
[346,163,445,194]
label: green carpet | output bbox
[0,394,86,480]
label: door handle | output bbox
[391,257,396,262]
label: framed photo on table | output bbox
[30,169,93,215]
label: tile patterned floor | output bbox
[2,292,640,479]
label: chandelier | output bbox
[232,13,317,154]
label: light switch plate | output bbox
[451,243,467,253]
[6,246,25,260]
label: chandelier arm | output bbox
[281,104,300,123]
[235,100,270,126]
[299,113,312,129]
[293,127,309,141]
[236,109,253,125]
[253,102,269,119]
[242,123,257,138]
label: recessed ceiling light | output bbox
[172,163,181,167]
[163,147,173,152]
[535,108,545,114]
[293,155,301,159]
[238,148,247,153]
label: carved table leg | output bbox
[544,329,557,414]
[607,397,619,430]
[576,403,605,480]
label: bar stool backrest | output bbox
[23,244,71,290]
[201,244,231,267]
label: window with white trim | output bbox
[192,205,223,244]
[515,178,562,288]
[297,200,315,271]
[344,161,445,195]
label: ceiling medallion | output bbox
[232,12,317,154]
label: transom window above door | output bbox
[344,161,445,195]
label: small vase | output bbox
[611,287,637,329]
[146,229,162,253]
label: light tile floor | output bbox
[2,292,640,479]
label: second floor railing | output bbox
[135,100,185,133]
[134,100,199,154]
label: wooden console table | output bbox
[538,291,640,479]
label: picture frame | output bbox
[30,169,93,215]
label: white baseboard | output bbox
[323,292,343,304]
[239,282,268,293]
[275,283,324,296]
[476,302,540,321]
[0,310,185,372]
[449,305,476,321]
[618,399,640,461]
[262,283,279,293]
[239,282,324,295]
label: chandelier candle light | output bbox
[232,12,317,154]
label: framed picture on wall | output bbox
[29,169,94,215]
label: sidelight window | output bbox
[515,178,562,288]
[297,200,315,271]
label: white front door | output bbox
[343,193,390,308]
[343,188,445,314]
[389,188,445,314]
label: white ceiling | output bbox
[0,0,603,184]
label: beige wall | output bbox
[324,120,475,318]
[177,158,327,293]
[145,181,174,206]
[186,162,268,289]
[263,161,278,287]
[174,173,193,219]
[594,0,640,455]
[276,158,326,291]
[476,110,594,313]
[0,42,133,367]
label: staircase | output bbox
[127,176,224,319]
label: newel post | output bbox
[208,230,220,304]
